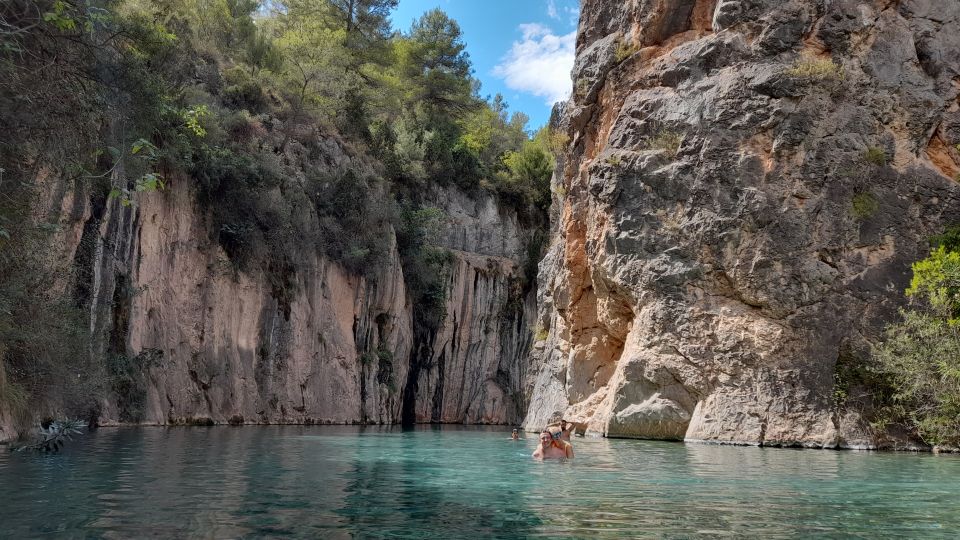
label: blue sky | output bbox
[391,0,580,130]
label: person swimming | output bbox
[546,419,576,442]
[532,427,574,460]
[511,429,520,440]
[558,419,575,442]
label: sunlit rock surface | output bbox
[0,147,535,440]
[524,0,960,448]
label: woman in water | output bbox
[532,427,574,459]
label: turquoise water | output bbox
[1,426,959,538]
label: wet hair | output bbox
[545,426,564,446]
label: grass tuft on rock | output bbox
[786,57,845,81]
[641,131,683,159]
[864,147,888,167]
[851,192,879,220]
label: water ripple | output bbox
[2,426,960,538]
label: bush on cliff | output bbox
[874,227,960,447]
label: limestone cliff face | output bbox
[525,0,960,447]
[115,178,413,426]
[408,187,537,425]
[0,142,535,440]
[409,250,534,424]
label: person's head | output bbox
[539,430,554,450]
[511,429,519,439]
[546,426,564,448]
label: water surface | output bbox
[1,426,958,538]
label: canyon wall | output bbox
[525,0,960,448]
[0,142,535,441]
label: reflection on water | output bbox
[1,426,959,538]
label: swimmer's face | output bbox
[539,433,552,448]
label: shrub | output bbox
[615,39,640,63]
[851,192,879,220]
[574,78,590,100]
[395,206,453,330]
[786,57,845,81]
[864,146,887,167]
[220,110,262,143]
[874,239,960,447]
[12,419,87,453]
[931,225,960,253]
[534,325,549,342]
[875,308,960,447]
[107,350,162,423]
[375,347,394,387]
[642,131,683,159]
[547,129,569,158]
[308,170,394,275]
[498,136,553,213]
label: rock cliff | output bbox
[525,0,960,448]
[0,141,536,441]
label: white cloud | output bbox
[547,0,559,19]
[493,23,576,105]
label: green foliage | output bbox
[832,347,894,412]
[931,225,960,253]
[0,369,29,420]
[399,9,475,122]
[906,246,960,321]
[864,146,887,166]
[1,0,551,431]
[183,105,211,137]
[875,309,960,447]
[0,171,104,426]
[534,325,549,342]
[12,419,87,453]
[395,206,453,330]
[547,128,569,158]
[459,95,528,169]
[614,39,640,63]
[107,350,161,423]
[497,128,554,213]
[874,234,960,447]
[375,347,395,388]
[223,67,267,112]
[642,131,683,159]
[573,78,589,100]
[851,192,879,220]
[786,57,845,81]
[308,170,394,274]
